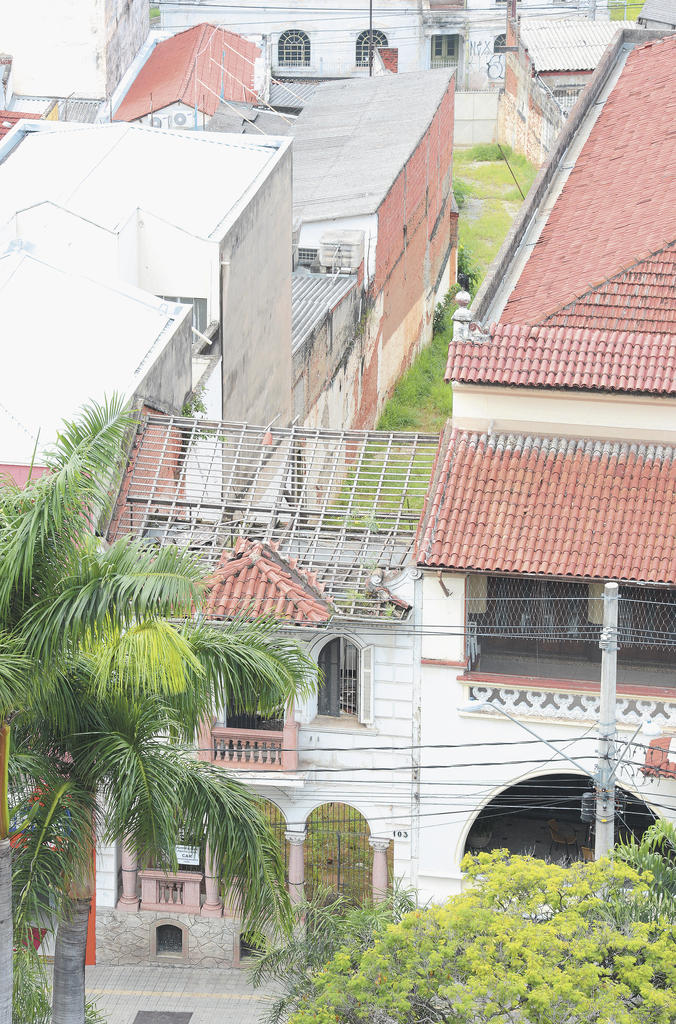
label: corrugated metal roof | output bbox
[519,17,637,71]
[207,101,293,135]
[638,0,676,26]
[269,80,319,110]
[292,69,454,221]
[58,98,103,123]
[291,270,357,350]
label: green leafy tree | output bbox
[286,852,676,1024]
[0,399,314,1024]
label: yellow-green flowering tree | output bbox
[288,852,676,1024]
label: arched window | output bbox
[318,637,359,716]
[278,29,311,67]
[356,29,388,67]
[494,33,506,53]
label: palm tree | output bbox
[1,399,314,1024]
[615,818,676,922]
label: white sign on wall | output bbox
[175,844,200,866]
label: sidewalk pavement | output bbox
[85,963,279,1024]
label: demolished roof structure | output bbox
[109,415,439,619]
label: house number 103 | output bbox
[392,830,409,838]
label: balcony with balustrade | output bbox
[198,711,299,772]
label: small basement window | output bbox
[156,923,183,956]
[297,247,318,267]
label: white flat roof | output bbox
[0,121,285,240]
[0,246,190,466]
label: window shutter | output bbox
[358,645,375,726]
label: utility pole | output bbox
[369,0,374,77]
[595,582,619,859]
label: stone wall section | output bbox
[97,909,240,967]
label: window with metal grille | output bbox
[494,33,506,52]
[278,29,311,67]
[156,924,183,955]
[356,29,388,67]
[297,247,318,266]
[318,638,359,717]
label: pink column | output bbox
[201,843,223,917]
[116,841,139,912]
[369,837,390,903]
[285,830,306,905]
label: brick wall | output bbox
[352,75,456,428]
[497,19,566,167]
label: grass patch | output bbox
[377,317,455,433]
[150,3,160,17]
[609,0,644,18]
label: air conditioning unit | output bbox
[319,230,364,273]
[173,111,188,127]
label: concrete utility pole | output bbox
[595,582,619,859]
[369,0,374,76]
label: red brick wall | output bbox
[352,75,455,427]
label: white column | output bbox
[285,830,306,905]
[369,837,390,903]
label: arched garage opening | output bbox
[464,773,655,863]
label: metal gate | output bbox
[304,803,372,904]
[261,799,289,882]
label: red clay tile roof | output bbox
[205,538,335,623]
[416,429,676,582]
[114,25,260,122]
[445,322,676,393]
[502,36,676,325]
[378,47,399,73]
[642,736,676,779]
[542,242,676,334]
[0,110,41,139]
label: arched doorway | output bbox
[463,773,655,863]
[305,803,376,904]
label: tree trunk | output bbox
[51,898,91,1024]
[0,838,12,1024]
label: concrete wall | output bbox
[293,281,365,428]
[135,308,193,415]
[220,142,294,426]
[3,0,147,99]
[104,0,149,97]
[454,91,499,145]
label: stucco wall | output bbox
[452,382,676,444]
[221,143,294,425]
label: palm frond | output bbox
[0,633,32,718]
[179,618,316,734]
[91,620,204,698]
[20,536,205,663]
[9,751,99,940]
[0,397,133,619]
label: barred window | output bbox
[318,638,359,717]
[494,33,506,52]
[278,29,311,67]
[297,247,318,267]
[356,29,388,67]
